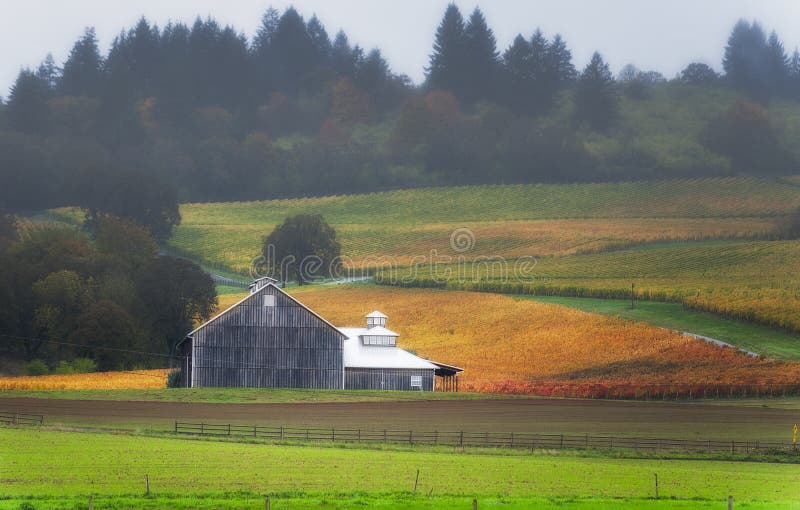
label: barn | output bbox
[178,277,462,390]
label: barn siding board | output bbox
[190,284,344,389]
[345,368,435,391]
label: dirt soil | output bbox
[3,397,798,440]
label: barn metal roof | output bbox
[179,281,346,346]
[339,327,438,370]
[360,326,399,336]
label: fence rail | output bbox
[174,421,796,453]
[0,412,43,426]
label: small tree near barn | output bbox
[262,214,341,285]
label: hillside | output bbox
[163,176,800,274]
[288,286,800,397]
[380,239,800,333]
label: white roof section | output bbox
[360,326,399,337]
[339,328,438,370]
[365,310,388,318]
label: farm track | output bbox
[4,397,798,440]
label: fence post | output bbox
[472,498,478,510]
[409,430,413,445]
[254,425,257,438]
[280,426,284,440]
[89,496,93,510]
[510,432,513,448]
[266,496,271,510]
[384,429,387,443]
[358,429,361,443]
[145,474,149,495]
[228,423,231,436]
[174,420,177,434]
[654,473,658,499]
[201,422,204,435]
[560,434,563,449]
[460,431,464,448]
[332,428,335,442]
[413,469,419,493]
[435,430,438,445]
[728,495,734,510]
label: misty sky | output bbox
[3,0,800,97]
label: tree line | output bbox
[0,214,216,370]
[1,5,799,236]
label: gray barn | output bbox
[178,278,462,390]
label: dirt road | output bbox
[3,397,797,440]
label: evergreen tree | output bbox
[426,4,466,96]
[573,52,618,131]
[528,29,550,112]
[253,7,280,50]
[766,31,789,96]
[331,30,358,78]
[252,7,280,97]
[60,27,104,97]
[306,15,331,64]
[546,34,576,85]
[7,69,50,134]
[127,18,160,98]
[156,22,192,118]
[36,54,60,93]
[502,35,533,113]
[270,8,318,93]
[788,49,800,99]
[463,7,499,103]
[356,49,388,91]
[723,20,770,101]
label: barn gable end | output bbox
[187,283,346,389]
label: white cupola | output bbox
[365,310,388,329]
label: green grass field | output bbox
[156,176,800,274]
[0,387,500,404]
[1,427,798,509]
[521,296,800,359]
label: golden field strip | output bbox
[7,287,800,397]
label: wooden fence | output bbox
[0,412,43,426]
[174,421,796,453]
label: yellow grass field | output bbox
[0,369,169,390]
[288,286,800,396]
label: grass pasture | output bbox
[1,427,798,509]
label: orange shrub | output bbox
[0,369,169,390]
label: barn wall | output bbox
[345,368,435,391]
[192,285,344,389]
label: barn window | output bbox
[410,376,422,388]
[362,335,396,346]
[263,295,276,307]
